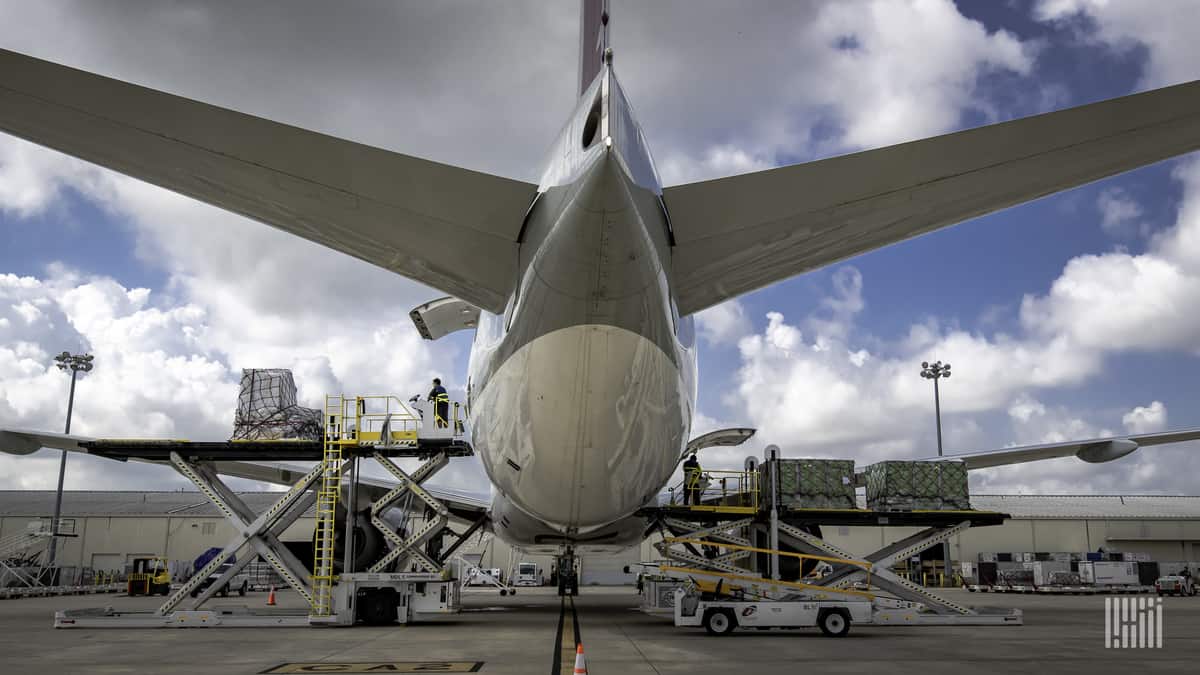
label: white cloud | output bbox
[1123,401,1167,434]
[1035,0,1200,89]
[695,299,748,346]
[1096,187,1147,238]
[1007,395,1046,424]
[616,0,1036,184]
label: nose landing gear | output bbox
[556,547,579,597]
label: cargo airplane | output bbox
[3,2,1200,589]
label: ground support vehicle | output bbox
[126,556,171,596]
[674,586,872,637]
[1155,575,1197,597]
[190,562,249,598]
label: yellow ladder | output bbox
[311,396,347,617]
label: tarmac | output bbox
[0,587,1197,674]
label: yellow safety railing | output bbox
[326,394,466,445]
[668,468,759,513]
[664,537,873,591]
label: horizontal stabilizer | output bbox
[665,79,1200,315]
[0,48,538,312]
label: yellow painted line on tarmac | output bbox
[560,596,576,673]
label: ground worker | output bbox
[682,453,702,505]
[428,377,450,428]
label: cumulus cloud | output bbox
[695,300,748,347]
[1035,0,1200,89]
[1097,187,1147,238]
[616,0,1036,183]
[1123,401,1167,434]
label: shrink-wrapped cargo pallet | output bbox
[762,458,856,509]
[863,459,970,511]
[230,368,323,441]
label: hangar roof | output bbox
[969,494,1200,520]
[2,491,1200,520]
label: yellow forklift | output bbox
[127,556,172,596]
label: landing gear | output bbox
[556,548,579,597]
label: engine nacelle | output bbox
[1076,439,1139,464]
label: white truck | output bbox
[1155,574,1197,597]
[189,562,249,598]
[673,587,873,637]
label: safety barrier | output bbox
[667,468,759,513]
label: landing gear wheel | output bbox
[500,589,508,596]
[703,608,736,636]
[818,608,851,637]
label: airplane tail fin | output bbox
[578,0,609,96]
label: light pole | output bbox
[46,351,93,573]
[919,360,951,457]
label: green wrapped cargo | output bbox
[864,460,969,511]
[763,458,856,509]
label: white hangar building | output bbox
[2,491,1199,586]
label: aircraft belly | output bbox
[473,323,684,532]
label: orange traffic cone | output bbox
[573,644,587,674]
[267,586,277,606]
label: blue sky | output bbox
[1,0,1198,495]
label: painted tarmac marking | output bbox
[552,595,582,675]
[261,663,483,673]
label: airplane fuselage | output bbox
[467,68,698,548]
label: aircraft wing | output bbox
[664,80,1200,315]
[927,428,1200,470]
[0,48,537,313]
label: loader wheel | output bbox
[238,581,247,597]
[818,608,851,637]
[703,608,736,636]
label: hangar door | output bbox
[581,552,635,586]
[1108,540,1187,561]
[90,554,123,574]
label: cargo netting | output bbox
[864,460,970,511]
[230,369,323,441]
